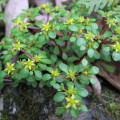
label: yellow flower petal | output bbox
[72,104,76,109]
[65,97,70,101]
[71,94,75,99]
[66,103,71,108]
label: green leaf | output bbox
[51,54,57,63]
[27,76,35,82]
[56,77,64,83]
[19,69,29,80]
[67,82,74,88]
[53,92,64,102]
[53,47,59,55]
[82,59,88,66]
[112,52,120,61]
[101,63,115,72]
[81,105,88,112]
[32,81,37,87]
[98,10,105,17]
[34,70,42,80]
[48,31,56,39]
[90,23,98,29]
[50,79,56,86]
[12,81,19,87]
[0,82,3,89]
[68,25,78,31]
[93,42,99,49]
[78,88,88,97]
[42,74,51,81]
[80,46,86,51]
[70,37,76,42]
[79,75,89,85]
[103,31,112,38]
[5,54,12,61]
[62,53,68,60]
[52,83,60,89]
[0,71,6,82]
[90,78,96,84]
[38,63,47,70]
[59,63,68,72]
[94,50,100,59]
[70,109,79,118]
[87,48,94,58]
[41,59,52,64]
[56,107,65,115]
[103,47,110,52]
[35,21,43,27]
[16,62,22,69]
[68,56,77,62]
[77,38,86,46]
[88,66,99,74]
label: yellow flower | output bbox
[4,62,15,74]
[65,94,80,109]
[13,41,24,51]
[78,28,82,34]
[111,35,119,41]
[21,21,30,29]
[115,27,120,34]
[45,8,51,13]
[24,59,35,70]
[105,12,110,18]
[67,86,76,95]
[19,26,24,31]
[65,18,75,24]
[112,42,120,52]
[40,3,50,9]
[50,69,60,77]
[55,5,59,10]
[86,31,95,42]
[33,54,42,62]
[15,18,22,25]
[67,70,75,80]
[78,16,85,23]
[107,18,116,27]
[42,22,51,32]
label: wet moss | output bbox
[1,84,120,120]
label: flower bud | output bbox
[83,71,87,76]
[105,12,110,18]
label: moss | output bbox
[89,86,120,120]
[1,86,56,120]
[1,84,120,120]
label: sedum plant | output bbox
[0,2,120,118]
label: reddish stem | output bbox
[46,13,50,23]
[58,75,67,78]
[4,75,11,79]
[27,26,41,30]
[20,49,33,58]
[70,31,74,37]
[74,36,114,65]
[74,53,87,65]
[100,17,107,35]
[52,39,63,55]
[52,39,68,64]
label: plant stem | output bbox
[74,36,113,65]
[46,13,50,23]
[27,26,41,30]
[100,17,108,35]
[74,52,87,65]
[52,39,63,55]
[20,49,33,58]
[52,39,68,64]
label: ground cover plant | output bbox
[0,1,120,118]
